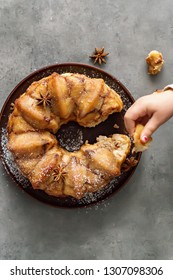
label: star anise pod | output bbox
[121,157,138,172]
[52,166,67,182]
[90,47,109,65]
[36,92,52,108]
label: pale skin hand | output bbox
[124,90,173,142]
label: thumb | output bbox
[140,114,160,142]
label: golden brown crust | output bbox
[146,50,164,75]
[7,72,130,199]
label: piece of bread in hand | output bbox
[132,124,152,153]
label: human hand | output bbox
[124,90,173,142]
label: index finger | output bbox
[124,112,136,135]
[124,101,147,135]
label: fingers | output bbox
[124,116,135,135]
[124,99,147,135]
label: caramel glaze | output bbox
[7,72,131,199]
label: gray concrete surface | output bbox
[1,0,173,260]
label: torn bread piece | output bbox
[132,124,152,153]
[146,50,164,75]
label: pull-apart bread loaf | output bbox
[7,72,131,199]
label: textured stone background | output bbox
[1,0,173,259]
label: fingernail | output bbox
[141,136,148,143]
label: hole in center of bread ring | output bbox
[56,121,84,152]
[56,112,125,152]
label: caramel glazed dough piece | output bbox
[146,50,164,75]
[133,124,152,153]
[7,72,131,199]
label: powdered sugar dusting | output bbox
[57,124,84,152]
[1,128,30,188]
[77,176,120,205]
